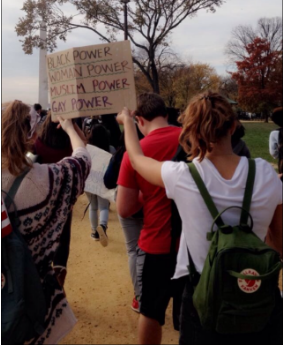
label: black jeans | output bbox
[179,277,283,345]
[53,213,72,268]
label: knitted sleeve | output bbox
[52,147,91,215]
[15,147,91,268]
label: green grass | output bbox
[242,121,277,166]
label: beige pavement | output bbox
[60,194,179,345]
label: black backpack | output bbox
[1,170,47,344]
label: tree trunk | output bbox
[148,47,160,94]
[141,66,158,94]
[150,62,160,94]
[262,111,269,123]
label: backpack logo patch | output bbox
[238,269,261,293]
[1,273,6,289]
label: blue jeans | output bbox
[85,193,110,230]
[118,215,143,297]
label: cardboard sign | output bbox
[46,41,137,120]
[84,144,116,202]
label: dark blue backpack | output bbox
[1,170,47,344]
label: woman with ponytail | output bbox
[117,92,282,345]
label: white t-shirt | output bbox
[161,157,282,279]
[269,130,279,159]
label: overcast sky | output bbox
[1,0,282,105]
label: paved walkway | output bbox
[60,194,179,344]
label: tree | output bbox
[270,55,283,102]
[135,61,221,110]
[16,0,224,93]
[134,45,182,103]
[226,17,282,62]
[219,75,238,102]
[230,37,282,122]
[134,46,182,105]
[174,63,221,109]
[134,61,186,107]
[156,51,185,107]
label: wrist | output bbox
[124,116,134,125]
[66,127,77,137]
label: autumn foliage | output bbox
[135,63,221,111]
[231,37,282,119]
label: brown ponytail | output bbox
[179,92,237,162]
[1,100,33,175]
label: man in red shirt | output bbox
[117,93,181,344]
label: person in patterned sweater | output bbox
[1,100,91,344]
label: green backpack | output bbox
[187,159,282,334]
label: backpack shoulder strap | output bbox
[188,162,224,227]
[4,169,30,211]
[240,159,256,226]
[185,162,224,284]
[2,169,30,238]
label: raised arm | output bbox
[73,122,87,145]
[117,108,164,188]
[57,117,86,150]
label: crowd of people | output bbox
[1,94,282,345]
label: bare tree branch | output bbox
[226,17,282,63]
[16,0,224,92]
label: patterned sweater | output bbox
[2,147,91,344]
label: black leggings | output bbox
[53,213,72,268]
[179,277,283,345]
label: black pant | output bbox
[53,213,72,268]
[179,277,283,345]
[136,247,176,326]
[172,276,187,331]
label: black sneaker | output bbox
[91,230,100,241]
[96,225,108,247]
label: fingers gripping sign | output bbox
[57,116,75,134]
[116,107,133,125]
